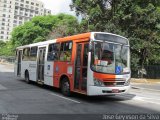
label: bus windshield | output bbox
[91,41,130,74]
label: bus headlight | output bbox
[124,79,131,86]
[94,78,105,87]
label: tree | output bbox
[47,14,80,39]
[0,41,6,48]
[71,0,160,77]
[70,0,113,31]
[0,41,15,56]
[112,0,160,76]
[11,15,58,48]
[11,14,80,48]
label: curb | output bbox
[131,80,160,84]
[131,86,160,92]
[0,62,14,66]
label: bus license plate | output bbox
[112,89,119,93]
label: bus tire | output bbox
[25,71,30,84]
[61,78,71,96]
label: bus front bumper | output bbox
[87,85,130,96]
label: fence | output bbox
[132,65,160,79]
[144,65,160,79]
[0,56,15,64]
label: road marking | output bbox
[132,96,160,105]
[132,86,160,92]
[137,96,160,101]
[118,94,160,105]
[50,93,81,104]
[0,84,7,90]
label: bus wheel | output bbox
[61,78,71,96]
[25,71,30,84]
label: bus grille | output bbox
[104,81,125,87]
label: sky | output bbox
[39,0,75,16]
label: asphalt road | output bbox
[0,63,160,120]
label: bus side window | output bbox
[22,48,30,61]
[30,47,37,61]
[60,41,72,61]
[47,43,60,61]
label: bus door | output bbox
[17,50,22,76]
[37,47,46,83]
[74,42,89,92]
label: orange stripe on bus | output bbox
[93,72,116,81]
[57,32,91,42]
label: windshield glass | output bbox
[91,41,130,74]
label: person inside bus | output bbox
[101,51,113,65]
[94,44,113,66]
[64,51,71,61]
[60,51,71,61]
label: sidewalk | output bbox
[131,78,160,91]
[131,78,160,83]
[0,61,14,66]
[0,62,14,72]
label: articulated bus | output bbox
[15,32,131,96]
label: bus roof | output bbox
[57,32,91,42]
[16,32,128,49]
[16,32,91,49]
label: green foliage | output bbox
[11,15,56,48]
[1,1,160,78]
[71,0,112,31]
[0,41,15,56]
[47,14,80,39]
[11,14,80,48]
[0,41,6,48]
[0,14,80,56]
[113,0,160,68]
[71,0,160,76]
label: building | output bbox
[0,0,51,41]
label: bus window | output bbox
[60,41,72,61]
[30,47,37,61]
[91,41,129,74]
[83,43,89,66]
[47,43,60,61]
[22,48,30,61]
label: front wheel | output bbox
[61,78,71,96]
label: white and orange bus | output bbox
[15,32,131,96]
